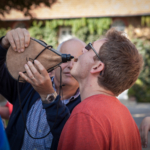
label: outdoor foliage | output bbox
[141,16,150,27]
[127,19,150,102]
[29,18,111,48]
[0,28,8,37]
[128,38,150,102]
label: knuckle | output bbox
[45,76,50,81]
[15,38,20,44]
[25,32,30,38]
[20,37,24,41]
[34,71,38,76]
[9,39,14,44]
[10,42,16,48]
[38,80,43,85]
[40,67,44,72]
[16,28,21,31]
[34,82,38,86]
[7,31,11,36]
[23,28,27,32]
[28,75,32,78]
[10,29,14,33]
[40,79,44,84]
[12,46,16,50]
[25,77,28,81]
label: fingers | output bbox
[141,125,149,148]
[144,126,149,147]
[140,117,150,148]
[26,61,41,80]
[23,28,30,48]
[5,28,30,52]
[17,28,25,52]
[19,60,48,84]
[19,60,54,98]
[34,60,48,78]
[19,72,33,84]
[5,30,16,51]
[19,61,40,84]
[12,29,20,52]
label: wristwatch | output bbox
[42,91,57,104]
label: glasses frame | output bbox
[85,43,102,61]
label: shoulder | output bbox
[70,94,131,122]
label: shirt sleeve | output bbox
[42,96,70,150]
[58,113,109,150]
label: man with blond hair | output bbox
[58,28,143,150]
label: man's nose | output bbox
[68,59,74,69]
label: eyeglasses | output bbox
[85,43,102,61]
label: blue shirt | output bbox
[0,116,10,150]
[21,77,80,150]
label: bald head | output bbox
[54,38,85,91]
[58,38,86,54]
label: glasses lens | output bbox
[85,43,91,51]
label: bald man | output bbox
[0,28,85,150]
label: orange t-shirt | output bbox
[58,94,141,150]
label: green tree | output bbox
[128,38,150,102]
[28,18,111,48]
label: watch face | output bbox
[48,95,54,102]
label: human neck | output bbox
[79,78,115,101]
[54,80,78,100]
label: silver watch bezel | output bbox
[46,91,57,103]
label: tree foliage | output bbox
[141,16,150,27]
[127,23,150,102]
[28,18,111,48]
[0,17,111,48]
[0,0,56,17]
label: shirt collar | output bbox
[51,76,80,104]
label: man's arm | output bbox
[0,28,30,103]
[58,113,108,150]
[0,43,25,103]
[139,117,150,148]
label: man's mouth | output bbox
[64,72,72,76]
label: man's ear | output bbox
[90,61,104,74]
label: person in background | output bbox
[0,116,10,150]
[0,101,13,128]
[0,101,13,120]
[140,117,150,148]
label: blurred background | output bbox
[0,0,150,148]
[0,0,149,102]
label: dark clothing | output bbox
[0,44,81,150]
